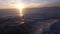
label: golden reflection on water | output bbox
[20,6,24,24]
[20,21,24,24]
[20,8,24,17]
[16,3,25,24]
[20,9,25,24]
[20,18,25,24]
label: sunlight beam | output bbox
[16,3,25,17]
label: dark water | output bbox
[0,7,60,34]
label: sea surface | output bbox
[0,7,60,34]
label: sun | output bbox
[17,3,25,9]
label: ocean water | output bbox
[0,7,60,34]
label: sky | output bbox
[0,0,60,4]
[0,0,60,9]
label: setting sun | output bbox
[17,3,25,9]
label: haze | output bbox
[0,0,60,9]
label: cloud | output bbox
[43,1,60,7]
[25,2,49,8]
[0,0,20,5]
[0,0,60,9]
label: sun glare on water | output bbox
[16,3,25,17]
[15,3,25,24]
